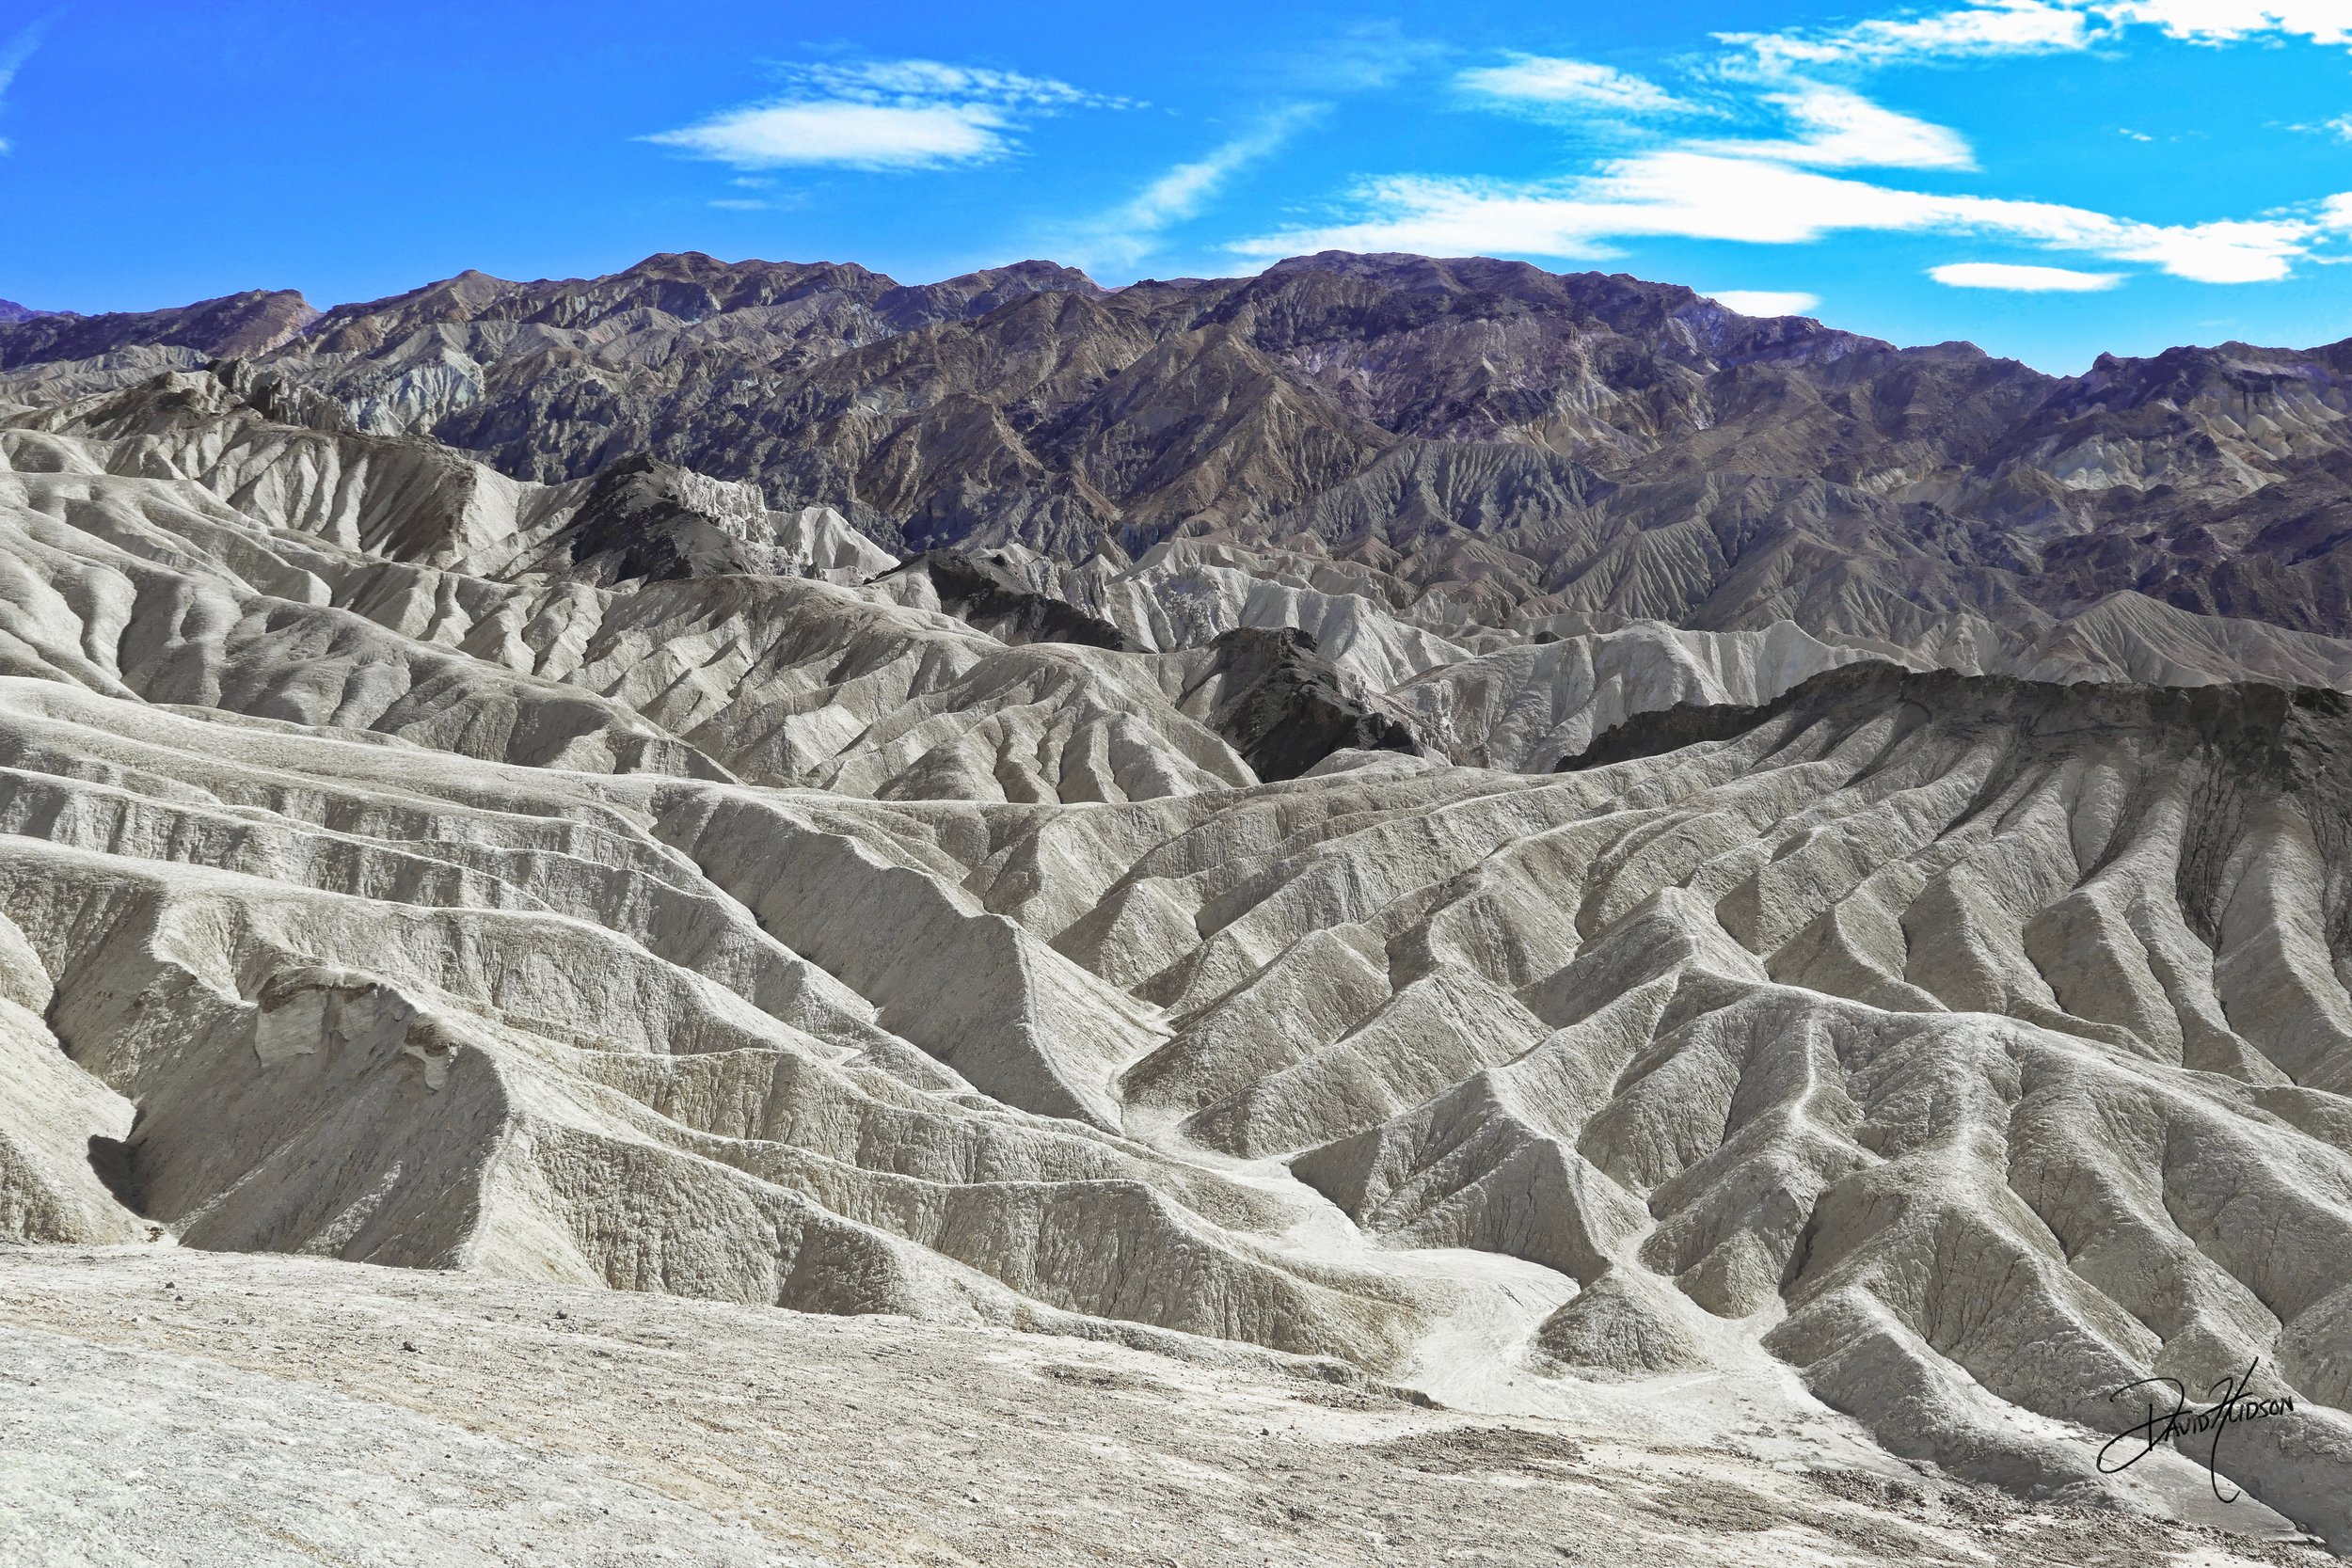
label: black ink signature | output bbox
[2097,1357,2296,1503]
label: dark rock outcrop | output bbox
[1181,627,1421,781]
[885,553,1137,650]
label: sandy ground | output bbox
[0,1246,2331,1568]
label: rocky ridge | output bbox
[8,250,2349,659]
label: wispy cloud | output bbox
[1719,2,2098,71]
[1285,22,1445,92]
[1931,261,2125,290]
[1708,289,1821,315]
[645,58,1132,172]
[1232,155,2325,283]
[0,24,39,91]
[0,13,57,155]
[1056,106,1322,276]
[1692,84,1976,169]
[1457,55,1700,116]
[654,102,1007,170]
[1720,0,2352,73]
[782,60,1127,108]
[1247,1,2352,289]
[708,192,809,213]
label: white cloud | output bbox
[1722,0,2352,71]
[1458,67,1974,169]
[1457,55,1698,115]
[1708,290,1822,315]
[646,58,1128,172]
[1720,2,2097,71]
[1058,108,1321,274]
[1696,84,1976,169]
[1930,261,2125,289]
[2327,114,2352,140]
[2102,0,2352,45]
[1223,0,2352,293]
[1233,152,2319,283]
[0,16,54,155]
[1234,0,2352,291]
[652,102,1009,170]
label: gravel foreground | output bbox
[0,1247,2330,1568]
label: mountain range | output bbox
[3,249,2351,1562]
[10,249,2352,695]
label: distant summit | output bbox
[3,250,2350,655]
[0,288,315,371]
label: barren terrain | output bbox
[3,251,2350,1563]
[0,1249,2329,1568]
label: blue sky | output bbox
[1,0,2349,372]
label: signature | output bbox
[2096,1357,2296,1503]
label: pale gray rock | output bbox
[1531,1267,1714,1377]
[0,375,1260,803]
[13,1249,2326,1568]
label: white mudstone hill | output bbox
[2,367,2349,1558]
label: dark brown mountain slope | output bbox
[6,250,2350,655]
[0,288,318,369]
